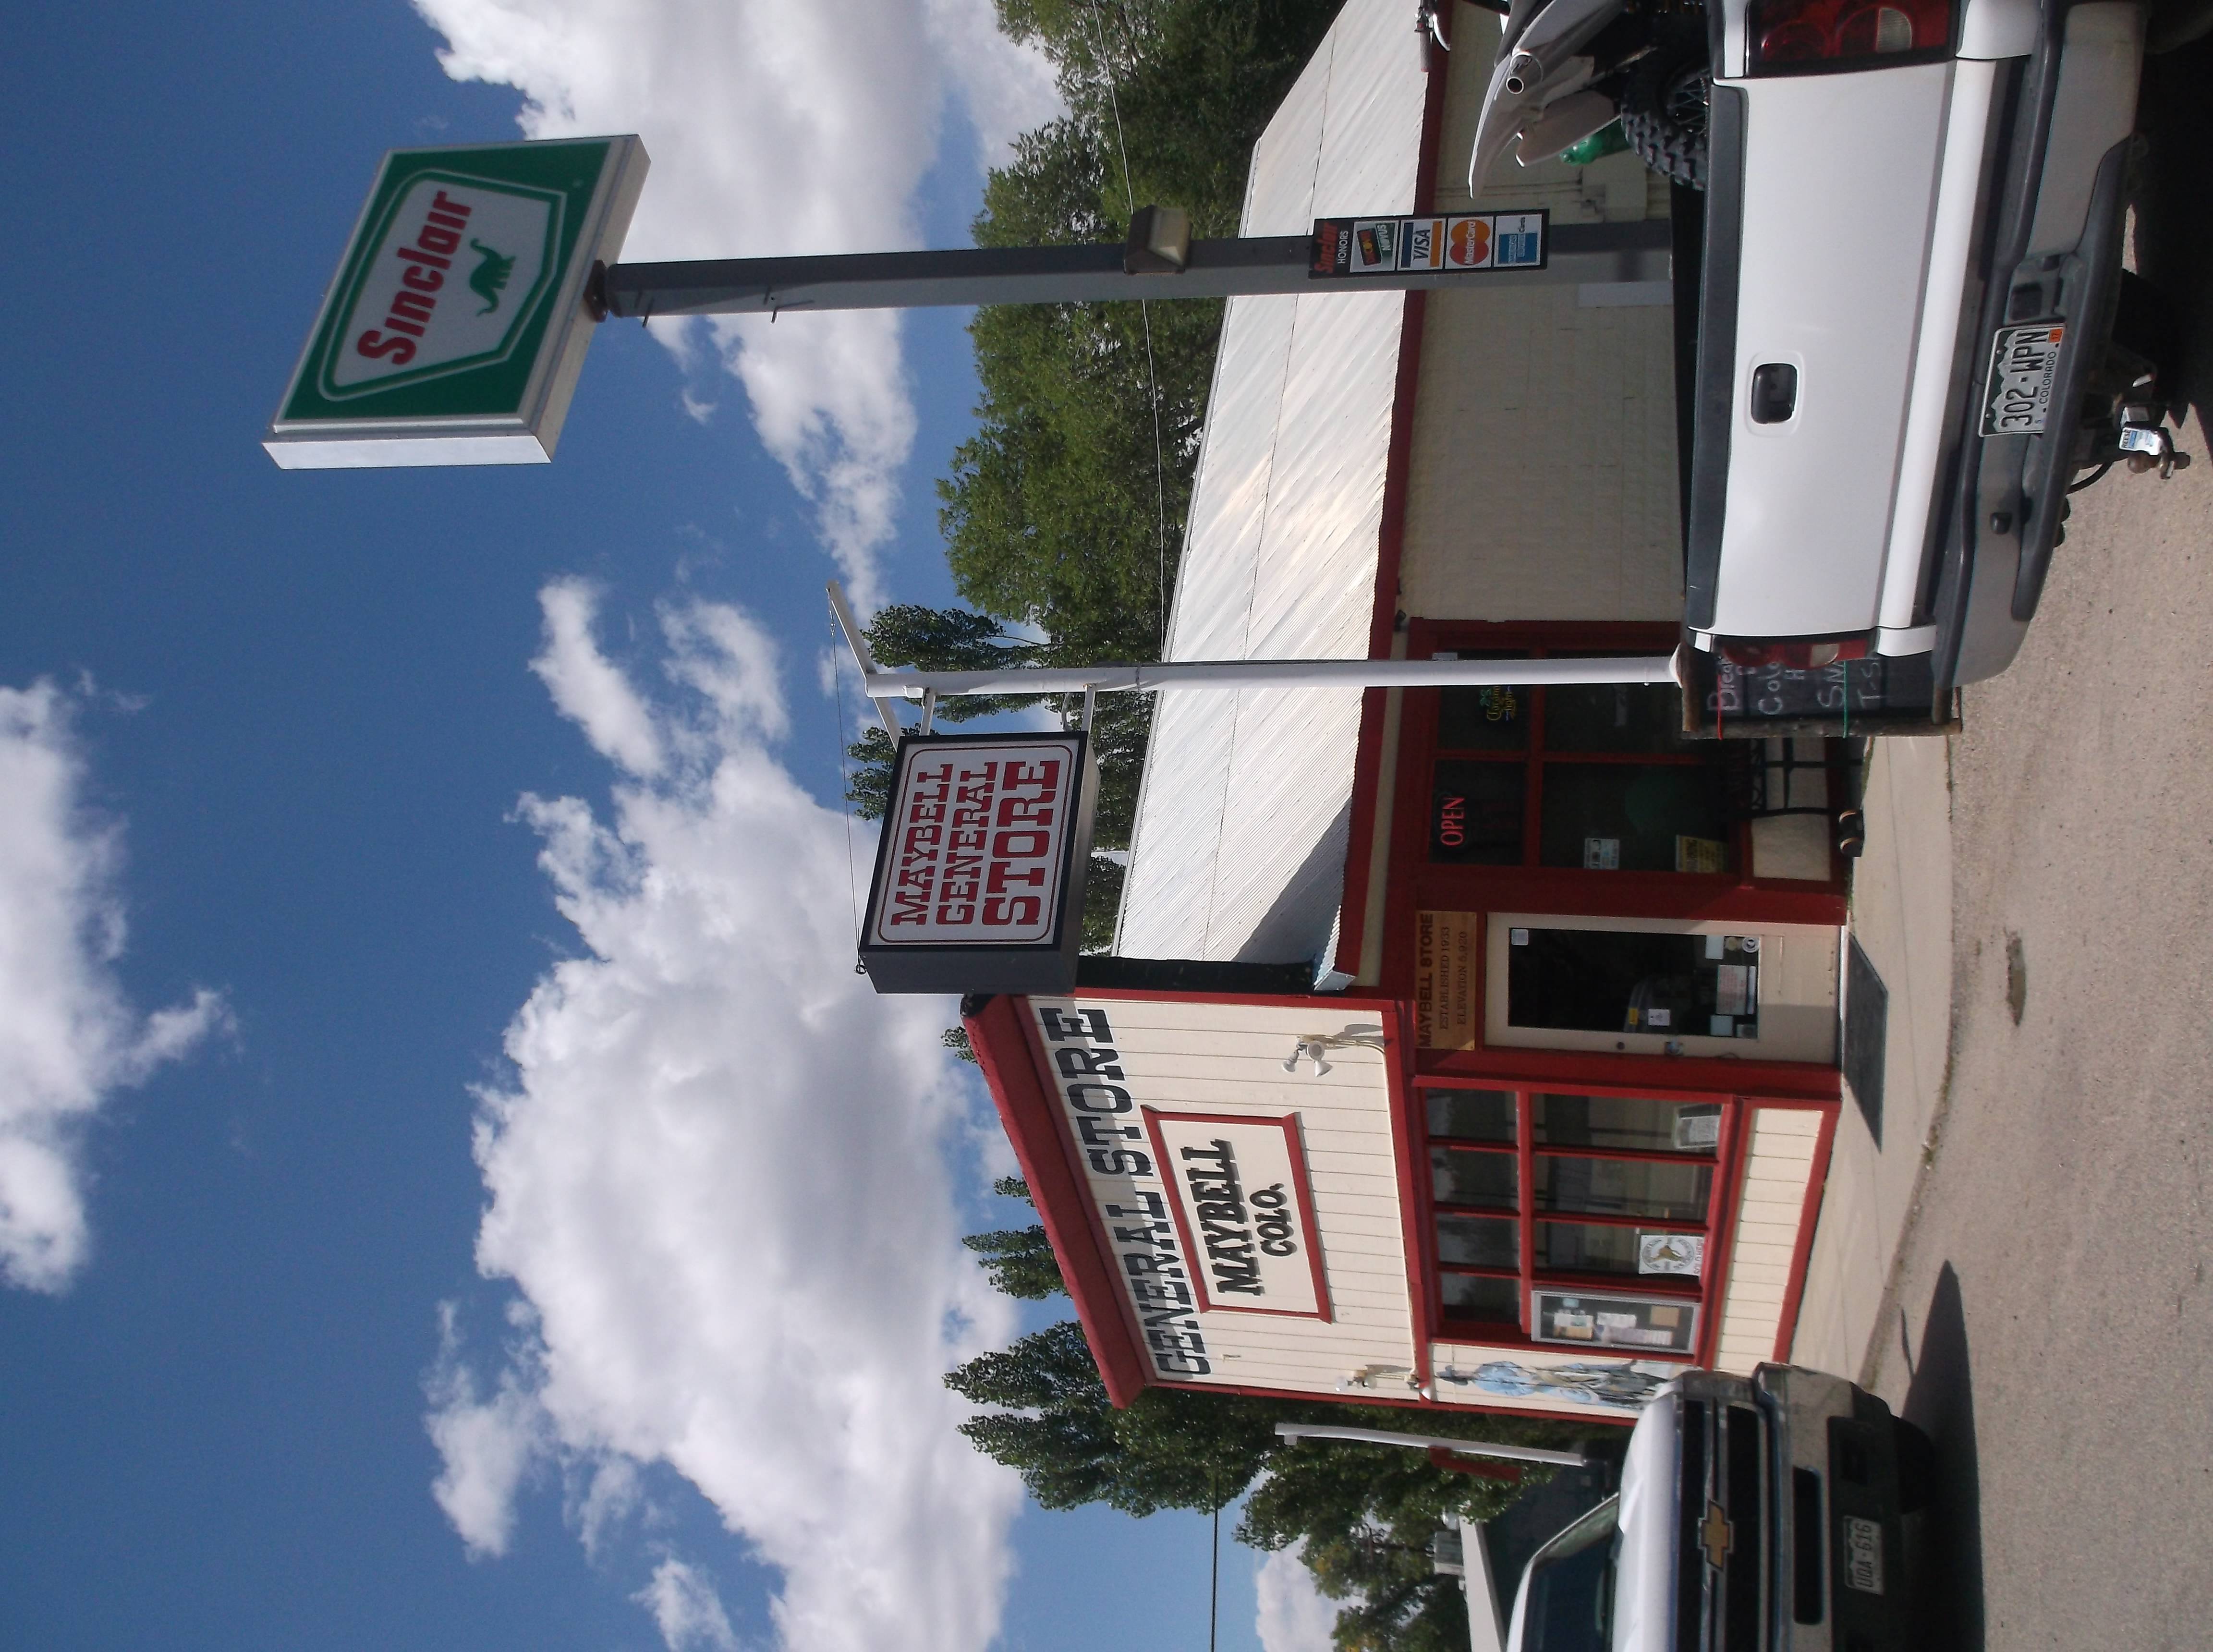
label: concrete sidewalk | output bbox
[1787,735,1954,1381]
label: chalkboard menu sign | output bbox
[1678,647,1957,739]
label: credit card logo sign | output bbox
[1447,216,1492,267]
[1309,211,1545,278]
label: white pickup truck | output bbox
[1496,1365,1928,1652]
[1469,0,2187,699]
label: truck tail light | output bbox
[1719,636,1870,668]
[1749,0,1951,68]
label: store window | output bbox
[1427,672,1735,875]
[1424,1087,1727,1354]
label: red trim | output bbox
[1770,1103,1840,1362]
[1693,1101,1753,1367]
[962,995,1149,1408]
[1417,1043,1841,1102]
[1140,1109,1335,1321]
[1335,690,1395,980]
[1386,998,1435,1385]
[1064,984,1395,1008]
[1430,1446,1525,1482]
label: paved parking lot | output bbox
[1800,36,2213,1650]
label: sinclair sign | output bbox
[859,731,1097,994]
[265,137,647,468]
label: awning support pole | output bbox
[826,581,904,741]
[863,652,1686,699]
[1274,1421,1590,1468]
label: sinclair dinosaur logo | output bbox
[320,172,564,397]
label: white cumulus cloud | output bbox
[413,0,1060,605]
[636,1557,743,1652]
[0,682,227,1292]
[1256,1544,1338,1652]
[426,583,1022,1652]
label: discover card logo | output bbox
[321,173,562,396]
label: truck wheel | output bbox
[1893,1419,1938,1513]
[1621,29,1712,189]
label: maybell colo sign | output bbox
[265,137,647,467]
[859,731,1098,994]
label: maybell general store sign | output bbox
[265,137,647,467]
[857,732,1099,994]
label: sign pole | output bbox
[590,219,1666,318]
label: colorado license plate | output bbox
[1842,1515,1885,1594]
[1982,322,2066,435]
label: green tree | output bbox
[961,1177,1067,1299]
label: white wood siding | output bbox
[1048,997,1416,1394]
[1711,1109,1824,1373]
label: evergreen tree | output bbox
[948,1188,1593,1652]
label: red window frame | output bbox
[1416,1079,1749,1364]
[1416,630,1746,881]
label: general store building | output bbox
[965,0,1853,1425]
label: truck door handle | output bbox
[1750,362,1799,425]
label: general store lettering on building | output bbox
[1033,1002,1212,1376]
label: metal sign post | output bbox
[271,136,1667,467]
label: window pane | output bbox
[1540,1221,1690,1282]
[1543,683,1696,754]
[1532,1155,1712,1221]
[1431,1146,1519,1211]
[1538,763,1732,873]
[1437,682,1530,751]
[1431,760,1526,864]
[1533,1095,1722,1155]
[1437,1214,1519,1270]
[1426,1089,1517,1144]
[1440,1273,1521,1325]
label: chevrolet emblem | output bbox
[1700,1500,1733,1570]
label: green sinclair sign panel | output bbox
[266,137,648,468]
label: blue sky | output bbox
[0,3,1332,1650]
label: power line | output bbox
[1082,0,1176,651]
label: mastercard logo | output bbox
[1448,218,1491,266]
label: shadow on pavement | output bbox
[1901,1264,1986,1652]
[2136,34,2213,437]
